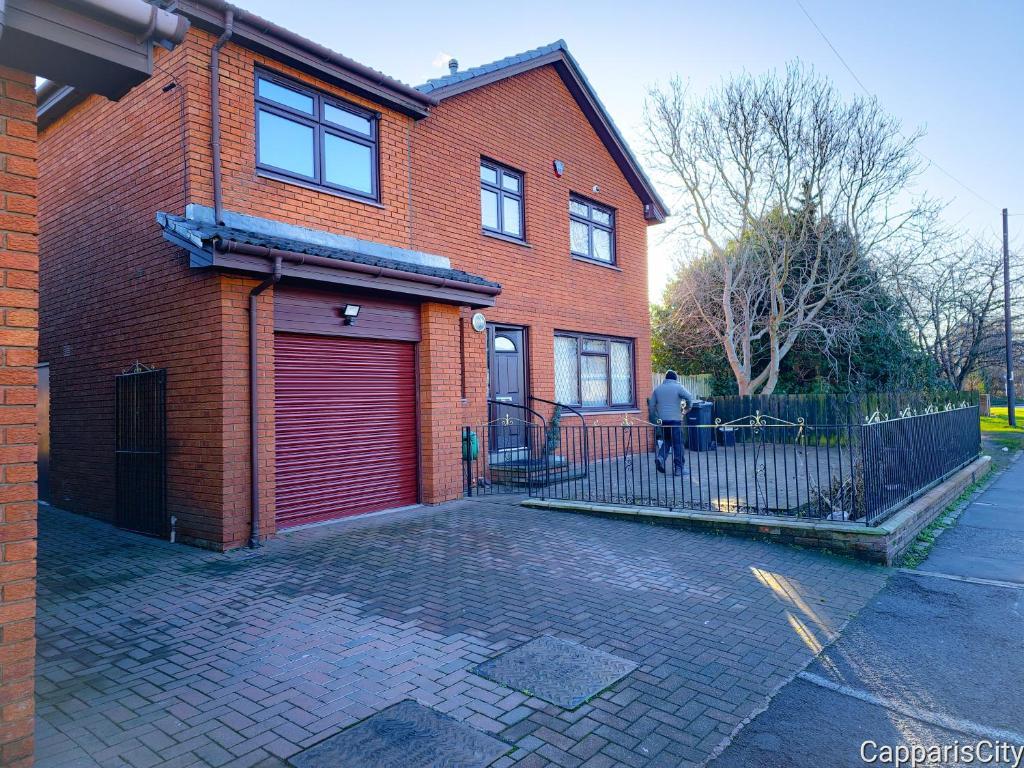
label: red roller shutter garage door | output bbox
[274,333,418,528]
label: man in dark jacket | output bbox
[650,370,696,475]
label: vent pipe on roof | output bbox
[448,58,458,75]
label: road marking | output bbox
[797,671,1024,743]
[898,568,1024,590]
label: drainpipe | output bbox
[0,0,6,43]
[210,8,234,225]
[248,256,281,548]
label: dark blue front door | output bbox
[488,325,527,452]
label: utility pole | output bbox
[1004,208,1017,427]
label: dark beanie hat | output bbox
[665,370,678,380]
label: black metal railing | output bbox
[530,395,589,478]
[461,403,981,525]
[860,405,981,524]
[709,391,979,427]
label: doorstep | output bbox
[522,455,992,565]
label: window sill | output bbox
[482,229,531,248]
[256,170,385,209]
[572,255,621,271]
[561,406,640,415]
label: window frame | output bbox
[480,158,526,242]
[254,67,380,203]
[554,332,636,410]
[569,194,616,265]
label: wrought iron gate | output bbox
[115,363,167,537]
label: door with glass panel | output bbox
[487,325,528,453]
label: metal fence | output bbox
[709,390,979,427]
[860,405,981,522]
[462,402,980,526]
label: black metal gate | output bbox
[115,364,167,537]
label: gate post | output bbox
[462,426,473,497]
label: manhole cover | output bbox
[472,635,637,709]
[288,700,509,768]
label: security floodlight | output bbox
[342,304,361,325]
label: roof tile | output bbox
[158,213,500,289]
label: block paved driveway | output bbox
[36,498,889,768]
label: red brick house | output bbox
[0,1,191,762]
[38,0,666,551]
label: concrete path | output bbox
[918,461,1024,584]
[710,455,1024,767]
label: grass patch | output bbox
[990,406,1024,418]
[980,415,1024,435]
[899,477,988,569]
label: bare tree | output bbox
[645,63,930,395]
[884,230,1014,390]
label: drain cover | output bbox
[288,700,509,768]
[472,635,637,709]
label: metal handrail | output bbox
[529,395,589,475]
[487,399,547,431]
[528,395,586,424]
[483,400,548,492]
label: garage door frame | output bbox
[273,284,423,528]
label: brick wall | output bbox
[0,66,39,768]
[37,30,423,549]
[418,302,462,503]
[410,65,655,465]
[184,29,415,247]
[37,42,241,547]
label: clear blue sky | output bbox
[238,0,1023,300]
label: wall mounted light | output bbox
[342,304,361,325]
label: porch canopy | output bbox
[158,205,500,308]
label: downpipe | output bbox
[210,8,234,225]
[248,256,281,548]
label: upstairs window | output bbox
[569,195,615,264]
[255,69,378,202]
[480,160,525,241]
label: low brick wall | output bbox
[522,455,992,565]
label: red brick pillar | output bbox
[419,303,463,503]
[0,67,39,768]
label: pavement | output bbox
[710,454,1024,767]
[34,495,889,768]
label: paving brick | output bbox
[35,498,887,767]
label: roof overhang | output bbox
[202,240,498,308]
[175,0,435,119]
[423,45,669,223]
[1,0,189,100]
[158,209,499,309]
